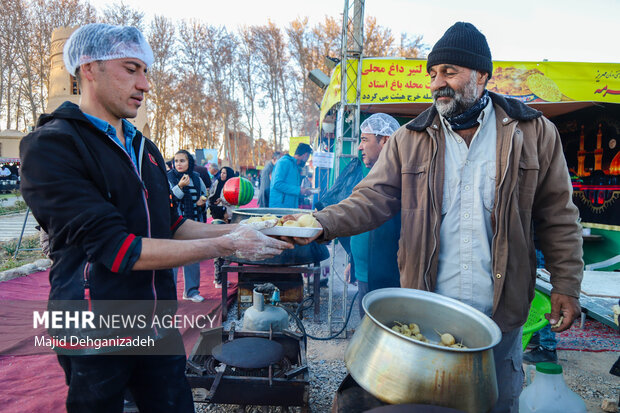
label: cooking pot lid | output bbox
[212,337,284,369]
[364,405,465,413]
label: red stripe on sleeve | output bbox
[111,234,136,273]
[171,216,184,231]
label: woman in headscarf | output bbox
[208,166,235,222]
[167,149,208,302]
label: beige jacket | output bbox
[315,92,583,331]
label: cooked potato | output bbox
[283,220,301,227]
[391,321,467,348]
[297,214,320,228]
[440,333,456,346]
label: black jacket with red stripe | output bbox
[20,102,185,352]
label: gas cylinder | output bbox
[519,362,587,413]
[242,288,289,332]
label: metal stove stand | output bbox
[216,258,322,322]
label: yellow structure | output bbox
[320,58,620,125]
[47,27,150,136]
[594,124,604,172]
[0,130,25,159]
[577,125,589,177]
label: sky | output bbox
[87,0,620,63]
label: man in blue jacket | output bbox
[269,143,313,208]
[19,24,290,413]
[350,114,402,317]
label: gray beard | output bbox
[433,72,479,118]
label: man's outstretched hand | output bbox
[546,292,581,332]
[278,214,323,246]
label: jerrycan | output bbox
[519,362,587,413]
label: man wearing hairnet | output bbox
[19,24,291,412]
[349,113,401,317]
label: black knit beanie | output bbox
[427,22,492,78]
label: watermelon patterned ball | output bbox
[222,177,254,206]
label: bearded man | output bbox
[296,22,583,412]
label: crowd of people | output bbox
[0,164,20,192]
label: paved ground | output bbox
[0,195,22,207]
[0,210,38,241]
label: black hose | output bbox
[281,291,359,342]
[295,296,314,317]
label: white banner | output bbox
[313,152,335,169]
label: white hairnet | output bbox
[63,23,154,76]
[360,113,400,136]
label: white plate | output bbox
[260,226,322,238]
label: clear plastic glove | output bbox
[224,224,293,261]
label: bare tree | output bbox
[0,1,429,165]
[0,0,21,129]
[176,20,237,163]
[200,24,238,168]
[286,17,327,138]
[252,22,290,151]
[397,33,429,58]
[101,1,145,31]
[147,15,177,153]
[30,0,97,114]
[0,0,96,130]
[236,26,261,165]
[363,16,395,57]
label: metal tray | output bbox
[260,226,321,238]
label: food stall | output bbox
[0,157,21,193]
[316,57,620,270]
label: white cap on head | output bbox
[63,23,154,76]
[360,113,400,137]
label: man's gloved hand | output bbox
[224,224,293,261]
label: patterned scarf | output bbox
[445,90,490,131]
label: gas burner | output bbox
[187,327,309,412]
[204,355,292,378]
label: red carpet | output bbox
[0,199,257,411]
[556,319,620,352]
[0,260,237,412]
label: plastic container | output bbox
[519,362,587,413]
[522,290,551,350]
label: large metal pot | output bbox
[230,208,329,266]
[345,288,502,413]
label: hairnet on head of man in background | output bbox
[63,23,154,76]
[360,113,401,137]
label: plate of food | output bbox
[240,213,322,238]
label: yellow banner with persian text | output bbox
[320,58,620,119]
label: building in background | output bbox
[0,130,25,159]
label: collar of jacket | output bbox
[37,101,94,127]
[38,101,145,156]
[37,101,148,198]
[405,91,542,132]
